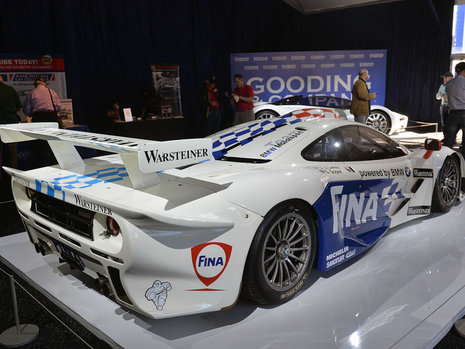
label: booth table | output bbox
[105,116,186,141]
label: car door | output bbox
[338,125,412,245]
[302,125,413,270]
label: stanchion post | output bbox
[455,318,465,338]
[10,275,20,335]
[0,273,39,347]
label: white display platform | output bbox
[2,204,465,349]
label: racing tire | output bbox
[255,109,280,120]
[366,110,391,134]
[432,156,461,212]
[242,201,317,305]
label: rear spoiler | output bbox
[0,122,212,189]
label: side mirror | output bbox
[424,138,441,159]
[424,138,441,151]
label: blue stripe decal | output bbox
[211,114,306,159]
[47,184,54,197]
[35,179,41,192]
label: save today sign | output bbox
[230,49,387,106]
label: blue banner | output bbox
[453,5,465,54]
[230,49,387,106]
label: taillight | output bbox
[106,216,121,236]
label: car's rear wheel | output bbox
[242,201,316,304]
[255,109,279,120]
[432,156,461,212]
[366,110,391,134]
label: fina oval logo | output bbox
[191,242,232,287]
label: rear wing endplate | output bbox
[0,122,212,189]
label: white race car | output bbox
[0,109,462,319]
[253,95,408,135]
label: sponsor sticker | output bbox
[345,166,355,173]
[139,139,212,172]
[407,206,431,215]
[359,169,387,178]
[74,194,112,215]
[13,175,30,187]
[260,129,305,158]
[330,185,379,234]
[190,242,232,288]
[358,168,406,178]
[145,280,172,311]
[313,166,343,175]
[413,168,433,178]
[325,246,356,268]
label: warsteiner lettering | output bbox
[74,194,112,215]
[144,148,209,163]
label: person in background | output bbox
[199,74,221,135]
[24,76,61,123]
[350,69,377,124]
[105,100,121,122]
[0,75,22,177]
[444,62,465,157]
[95,100,121,134]
[231,74,254,125]
[436,72,453,128]
[141,86,163,119]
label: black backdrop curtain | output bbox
[0,0,454,135]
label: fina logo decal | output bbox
[331,185,379,234]
[190,242,232,289]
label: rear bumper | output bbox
[390,112,409,134]
[12,180,262,319]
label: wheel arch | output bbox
[450,152,465,177]
[258,198,320,268]
[254,108,280,119]
[368,109,392,134]
[241,197,319,304]
[449,152,465,195]
[431,153,463,212]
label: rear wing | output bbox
[0,122,212,188]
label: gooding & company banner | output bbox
[230,50,387,106]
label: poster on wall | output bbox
[151,64,182,116]
[0,54,67,106]
[230,49,387,106]
[58,98,74,128]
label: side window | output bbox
[302,125,407,162]
[302,129,346,161]
[341,125,407,161]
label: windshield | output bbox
[271,95,352,109]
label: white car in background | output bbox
[253,95,408,135]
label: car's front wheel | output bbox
[432,156,461,212]
[242,201,316,304]
[255,109,279,120]
[366,110,391,134]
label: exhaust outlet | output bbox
[95,274,113,297]
[36,240,53,256]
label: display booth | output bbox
[1,202,465,348]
